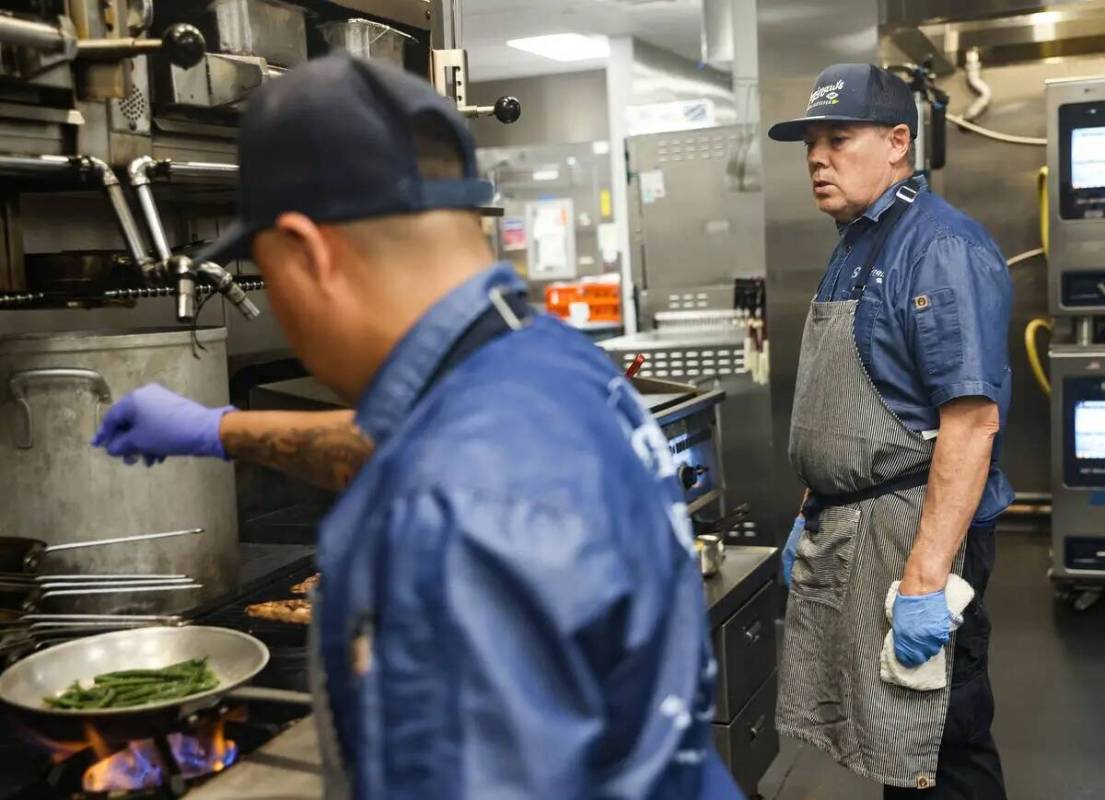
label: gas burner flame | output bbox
[82,720,238,793]
[83,739,163,793]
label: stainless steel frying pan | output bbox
[0,528,204,575]
[0,626,270,742]
[0,578,203,613]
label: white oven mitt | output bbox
[879,575,974,691]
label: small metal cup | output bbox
[697,535,723,577]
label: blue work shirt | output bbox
[316,264,739,799]
[816,175,1014,524]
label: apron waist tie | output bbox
[803,469,929,531]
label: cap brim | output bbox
[767,115,885,141]
[194,219,256,265]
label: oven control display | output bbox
[1064,377,1105,486]
[1074,400,1105,459]
[1058,101,1105,219]
[1072,126,1105,190]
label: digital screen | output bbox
[1074,400,1105,459]
[1071,126,1105,189]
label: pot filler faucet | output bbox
[127,156,261,324]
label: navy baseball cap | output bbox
[768,63,917,142]
[201,52,492,263]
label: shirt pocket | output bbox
[791,505,861,610]
[911,287,963,376]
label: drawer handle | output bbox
[748,714,767,740]
[743,619,762,646]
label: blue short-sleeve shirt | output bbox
[815,176,1015,524]
[315,264,737,799]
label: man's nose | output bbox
[807,141,828,170]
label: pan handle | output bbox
[19,613,185,624]
[225,686,313,706]
[39,582,202,600]
[34,578,197,591]
[0,573,190,583]
[8,367,112,450]
[44,527,203,554]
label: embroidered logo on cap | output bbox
[808,80,845,110]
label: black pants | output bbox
[884,524,1007,800]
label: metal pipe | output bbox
[127,155,173,262]
[913,91,926,172]
[196,261,261,320]
[0,14,72,53]
[83,156,154,275]
[963,47,991,122]
[1077,316,1095,346]
[169,255,196,323]
[127,157,259,321]
[76,37,164,60]
[0,154,75,177]
[158,160,238,184]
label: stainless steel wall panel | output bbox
[470,71,609,149]
[627,126,765,297]
[758,0,880,541]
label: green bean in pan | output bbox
[42,657,220,710]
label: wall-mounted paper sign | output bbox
[640,170,667,205]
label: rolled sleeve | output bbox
[906,235,1012,408]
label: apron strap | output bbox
[803,468,929,530]
[418,288,532,402]
[847,177,921,300]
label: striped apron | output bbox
[776,182,966,790]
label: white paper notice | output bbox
[640,170,667,204]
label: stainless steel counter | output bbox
[704,545,778,628]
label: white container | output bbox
[317,19,412,69]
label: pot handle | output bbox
[8,367,112,449]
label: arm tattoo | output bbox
[223,421,374,492]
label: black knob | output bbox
[678,465,699,491]
[162,23,206,70]
[494,96,522,124]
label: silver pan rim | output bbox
[0,625,270,717]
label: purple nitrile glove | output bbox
[782,515,804,588]
[892,589,957,667]
[92,383,236,466]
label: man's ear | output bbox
[889,123,912,165]
[272,212,336,293]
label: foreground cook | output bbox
[770,65,1011,798]
[93,54,740,800]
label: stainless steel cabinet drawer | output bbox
[712,580,775,722]
[712,671,778,796]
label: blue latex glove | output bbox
[92,383,235,466]
[782,515,804,587]
[892,589,955,667]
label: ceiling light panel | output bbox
[506,33,611,62]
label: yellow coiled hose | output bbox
[1038,166,1049,258]
[1025,317,1052,396]
[1021,168,1051,397]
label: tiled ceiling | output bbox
[462,0,704,80]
